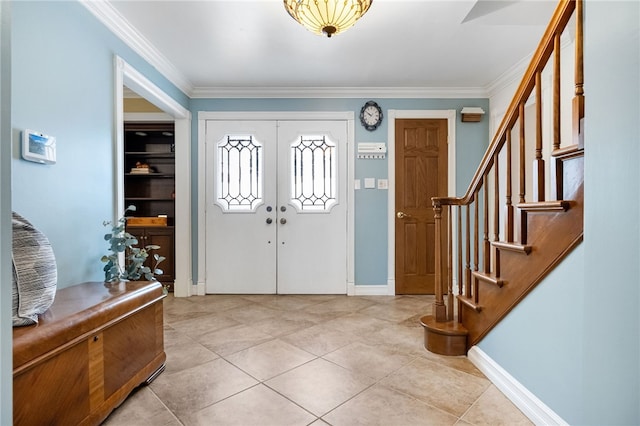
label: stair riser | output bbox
[559,154,584,201]
[423,328,467,356]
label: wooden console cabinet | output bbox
[13,281,166,426]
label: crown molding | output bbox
[79,0,509,101]
[485,53,532,99]
[190,86,489,99]
[80,0,193,96]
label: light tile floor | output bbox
[103,294,533,426]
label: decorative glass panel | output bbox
[217,135,262,211]
[290,135,337,212]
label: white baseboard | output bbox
[468,346,568,426]
[197,281,381,297]
[352,284,391,296]
[386,278,396,295]
[173,278,193,298]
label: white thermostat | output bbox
[22,129,56,164]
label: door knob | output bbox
[266,218,273,224]
[280,218,287,225]
[397,211,411,219]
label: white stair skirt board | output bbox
[468,346,568,426]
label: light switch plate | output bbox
[364,178,376,189]
[354,179,361,190]
[378,179,388,189]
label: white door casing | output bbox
[205,119,348,294]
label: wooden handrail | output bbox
[432,0,576,208]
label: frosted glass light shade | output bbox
[284,0,373,38]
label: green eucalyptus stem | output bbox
[101,205,165,282]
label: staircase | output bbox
[421,0,584,355]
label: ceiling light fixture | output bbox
[284,0,372,38]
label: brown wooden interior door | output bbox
[395,119,448,294]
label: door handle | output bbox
[396,211,412,219]
[280,218,287,225]
[266,218,273,224]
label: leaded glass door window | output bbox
[216,135,263,212]
[290,135,337,212]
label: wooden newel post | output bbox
[433,201,447,322]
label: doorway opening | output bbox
[114,56,192,297]
[205,120,348,294]
[198,111,355,294]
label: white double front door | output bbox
[205,120,348,294]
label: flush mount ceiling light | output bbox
[284,0,373,38]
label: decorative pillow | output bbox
[12,212,57,327]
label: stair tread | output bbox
[472,271,504,287]
[491,241,532,254]
[457,294,482,312]
[420,315,468,336]
[518,200,570,211]
[552,144,584,159]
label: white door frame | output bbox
[114,56,193,297]
[386,110,457,295]
[197,111,355,296]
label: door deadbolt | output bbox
[266,206,273,212]
[280,206,287,212]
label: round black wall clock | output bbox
[360,101,383,131]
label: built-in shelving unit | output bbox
[124,122,175,291]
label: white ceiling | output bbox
[99,0,558,98]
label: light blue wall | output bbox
[190,98,489,285]
[478,1,640,424]
[11,1,188,288]
[582,0,639,423]
[479,245,585,422]
[0,2,12,423]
